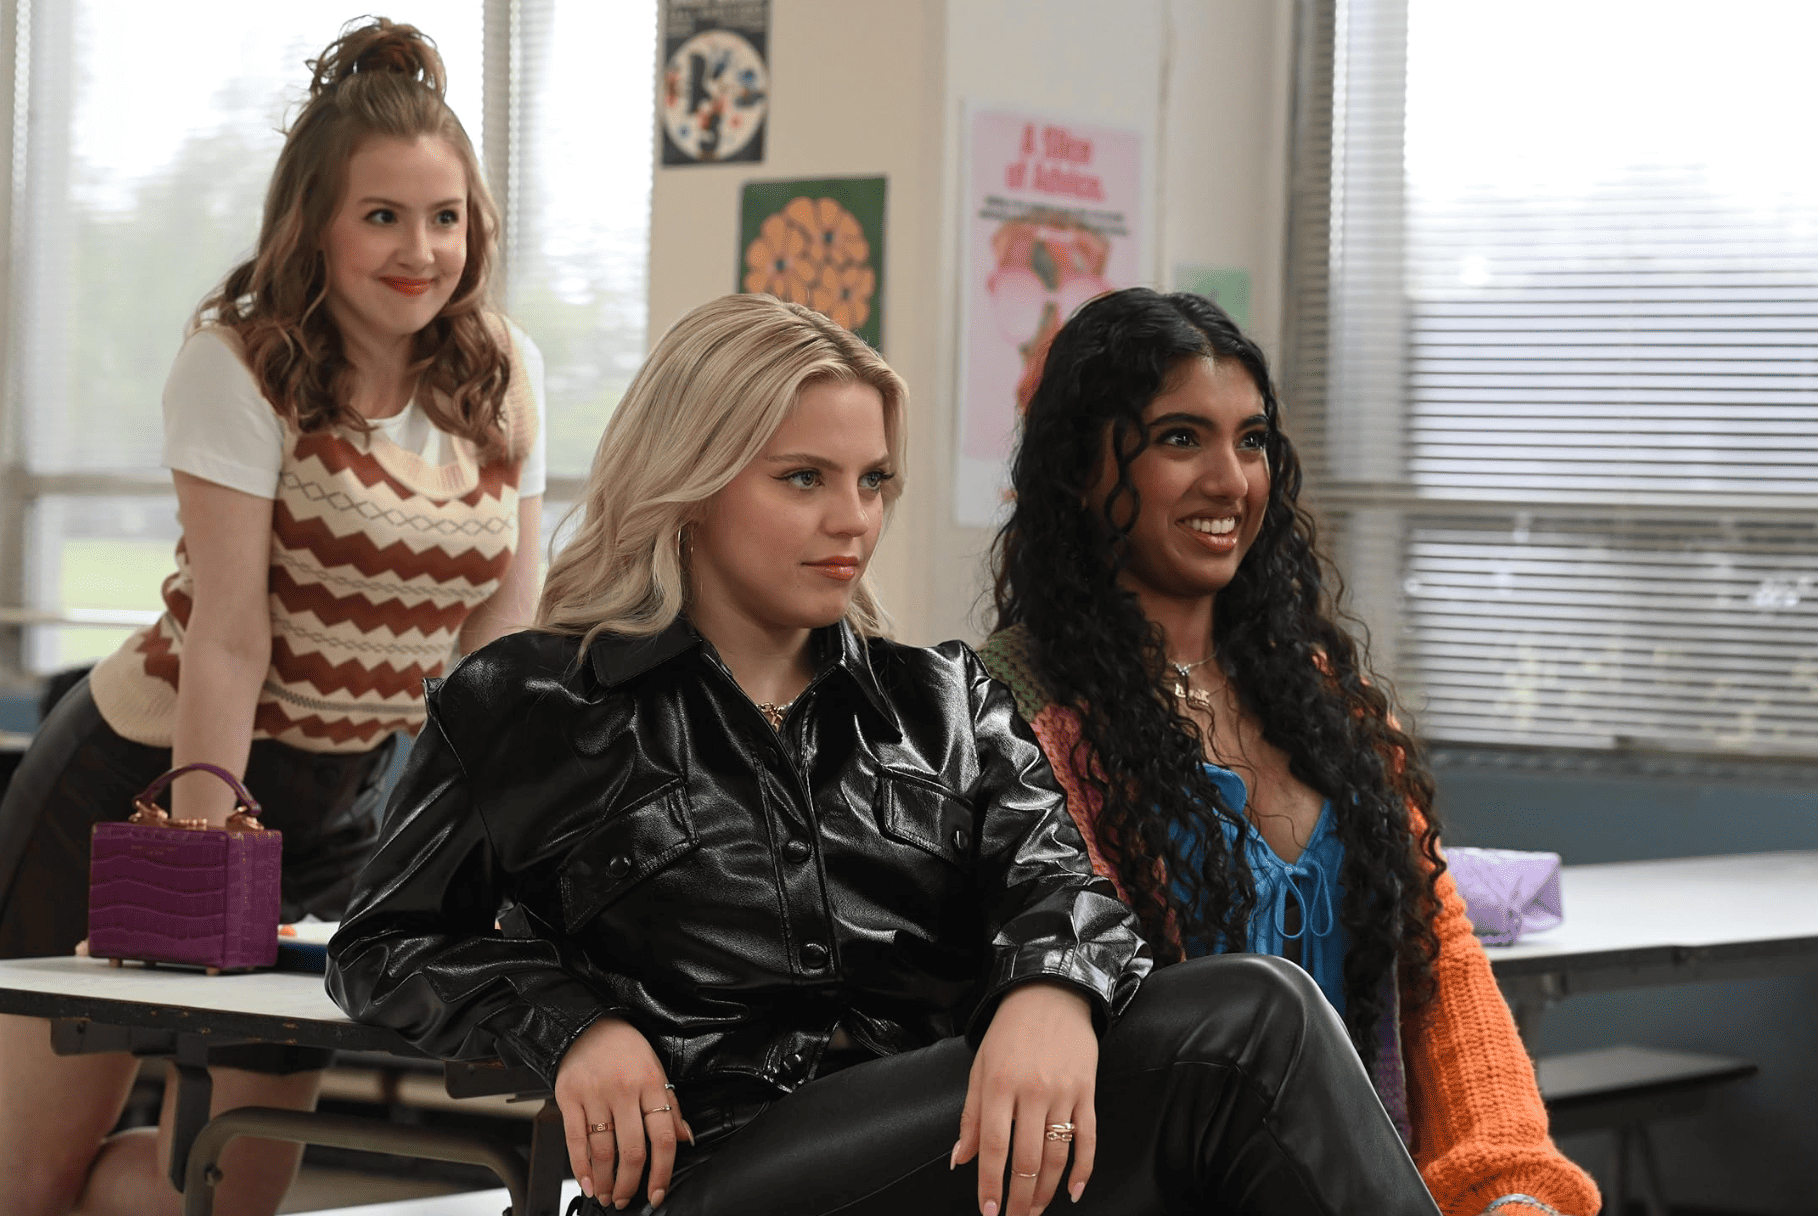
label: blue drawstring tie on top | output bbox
[1173,762,1350,1016]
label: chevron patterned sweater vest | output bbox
[90,330,537,755]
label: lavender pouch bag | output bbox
[1443,846,1564,946]
[87,763,282,974]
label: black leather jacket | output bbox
[326,620,1150,1094]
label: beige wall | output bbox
[648,0,1292,645]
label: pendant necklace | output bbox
[1168,655,1216,711]
[757,698,795,731]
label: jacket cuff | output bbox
[493,971,627,1090]
[966,944,1122,1045]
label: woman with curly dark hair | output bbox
[980,287,1597,1216]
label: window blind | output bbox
[1283,0,1818,758]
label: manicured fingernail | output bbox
[1070,1181,1085,1203]
[580,1178,593,1199]
[615,1201,629,1211]
[651,1188,665,1207]
[983,1202,1000,1216]
[950,1142,959,1169]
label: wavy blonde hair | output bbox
[538,295,908,647]
[194,18,511,455]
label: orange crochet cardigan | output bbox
[978,629,1598,1216]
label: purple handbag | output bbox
[1443,846,1564,946]
[87,763,282,973]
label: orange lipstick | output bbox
[804,557,860,582]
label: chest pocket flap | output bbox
[559,782,697,933]
[878,769,977,867]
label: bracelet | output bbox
[1481,1196,1567,1216]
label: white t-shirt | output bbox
[161,321,549,498]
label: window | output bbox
[1284,0,1818,756]
[0,0,653,676]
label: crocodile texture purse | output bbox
[87,763,282,973]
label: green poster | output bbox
[1173,265,1252,328]
[739,176,886,348]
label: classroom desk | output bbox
[0,956,563,1216]
[1480,850,1818,1041]
[8,852,1815,1210]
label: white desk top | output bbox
[1483,849,1818,972]
[0,954,410,1052]
[6,853,1816,1028]
[0,955,350,1023]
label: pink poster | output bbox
[956,107,1143,526]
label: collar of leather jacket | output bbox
[585,616,901,731]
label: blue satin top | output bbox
[1172,763,1349,1016]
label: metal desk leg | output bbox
[526,1098,567,1215]
[182,1106,531,1216]
[168,1035,214,1193]
[47,1018,212,1194]
[1497,971,1565,1053]
[1511,996,1549,1047]
[1634,1124,1671,1216]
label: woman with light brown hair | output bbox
[0,18,545,1215]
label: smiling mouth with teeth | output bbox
[1186,518,1238,535]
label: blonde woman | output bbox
[0,19,544,1216]
[328,293,1440,1216]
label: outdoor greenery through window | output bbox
[5,1,653,675]
[1289,0,1818,757]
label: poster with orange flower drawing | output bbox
[739,177,885,348]
[956,108,1142,526]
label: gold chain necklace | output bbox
[1168,655,1216,711]
[757,699,795,730]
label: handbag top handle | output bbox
[132,763,263,819]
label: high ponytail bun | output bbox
[307,17,447,102]
[194,14,511,459]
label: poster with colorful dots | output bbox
[660,0,769,166]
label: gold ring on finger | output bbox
[588,1122,612,1134]
[1045,1129,1074,1141]
[1047,1122,1076,1133]
[1012,1170,1040,1178]
[642,1104,674,1115]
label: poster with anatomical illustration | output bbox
[956,107,1142,526]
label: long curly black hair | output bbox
[989,288,1444,1064]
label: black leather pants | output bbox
[578,954,1438,1216]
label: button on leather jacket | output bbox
[326,619,1151,1094]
